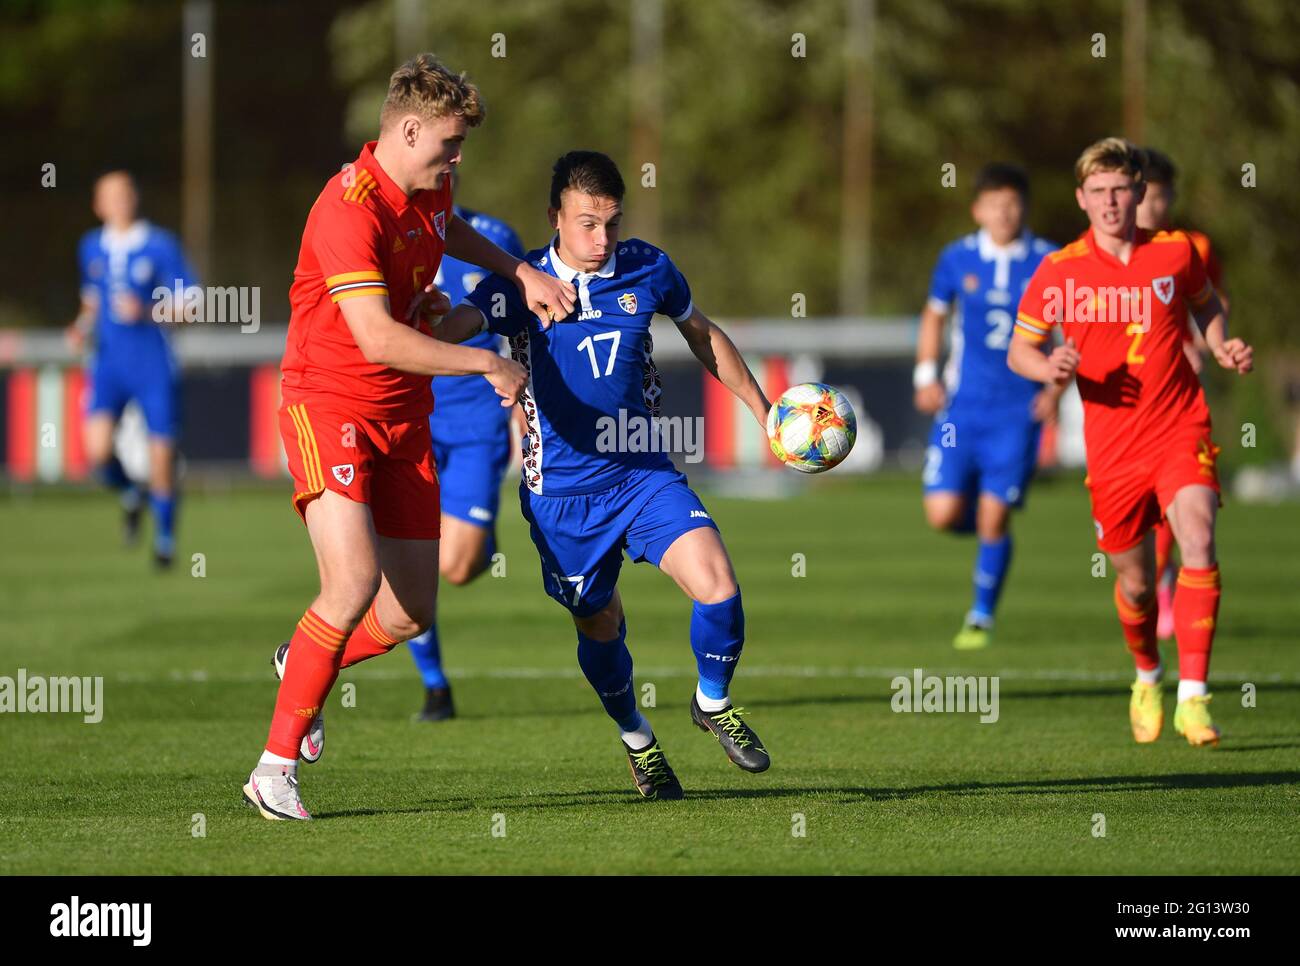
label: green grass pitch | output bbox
[0,474,1296,874]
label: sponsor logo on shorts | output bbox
[468,506,492,521]
[1094,518,1105,541]
[331,464,355,485]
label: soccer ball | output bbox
[766,382,857,473]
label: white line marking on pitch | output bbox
[110,666,1300,684]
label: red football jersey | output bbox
[282,141,453,420]
[1015,227,1215,481]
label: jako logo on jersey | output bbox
[332,464,355,485]
[1152,275,1175,305]
[618,292,638,314]
[690,510,710,519]
[578,308,603,320]
[433,211,446,240]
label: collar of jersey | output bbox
[101,220,151,254]
[359,141,421,212]
[1084,226,1154,269]
[977,228,1028,262]
[547,236,617,282]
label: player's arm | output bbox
[444,213,575,325]
[1190,291,1252,374]
[676,307,770,429]
[1010,260,1078,386]
[338,294,526,405]
[65,292,98,352]
[913,302,947,413]
[1008,330,1078,385]
[430,303,490,344]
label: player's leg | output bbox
[407,436,507,721]
[955,417,1040,649]
[1108,530,1165,743]
[570,587,682,800]
[1164,483,1222,746]
[339,427,444,671]
[524,484,682,798]
[1153,520,1178,640]
[84,365,143,543]
[922,412,978,534]
[137,369,181,567]
[639,477,769,773]
[246,490,381,820]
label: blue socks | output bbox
[576,619,639,731]
[149,491,176,555]
[408,625,449,689]
[971,535,1013,623]
[690,592,745,701]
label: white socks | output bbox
[1136,664,1162,685]
[695,685,730,713]
[259,750,297,768]
[1178,679,1208,703]
[619,714,655,750]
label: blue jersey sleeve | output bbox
[926,247,957,311]
[653,252,693,322]
[465,272,529,337]
[77,233,96,300]
[154,230,199,290]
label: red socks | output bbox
[266,610,346,759]
[1174,565,1221,683]
[1114,582,1160,672]
[340,601,401,669]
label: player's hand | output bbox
[486,356,529,407]
[1031,386,1061,425]
[406,282,452,332]
[913,382,946,414]
[515,263,575,328]
[1212,337,1253,374]
[1047,338,1080,385]
[63,324,86,353]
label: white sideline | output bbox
[111,665,1300,684]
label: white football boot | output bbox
[273,641,325,763]
[242,764,311,821]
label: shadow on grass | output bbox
[310,769,1300,818]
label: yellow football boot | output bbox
[1129,680,1163,743]
[1174,694,1221,747]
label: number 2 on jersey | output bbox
[1125,321,1146,365]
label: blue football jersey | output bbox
[429,206,526,443]
[78,221,197,359]
[465,237,694,496]
[926,229,1057,412]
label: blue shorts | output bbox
[431,435,512,528]
[520,466,718,617]
[922,407,1042,508]
[86,355,180,439]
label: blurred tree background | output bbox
[2,0,1298,456]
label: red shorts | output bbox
[1086,421,1220,554]
[279,397,441,540]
